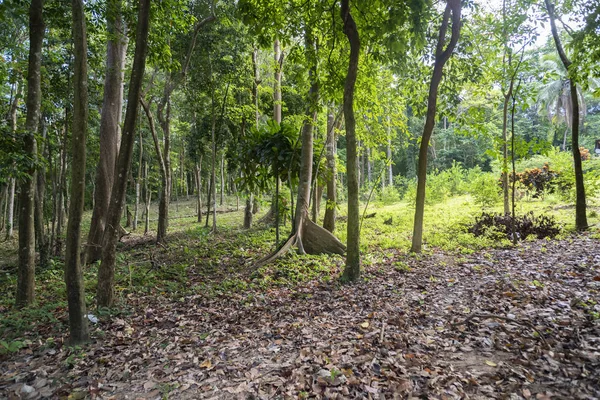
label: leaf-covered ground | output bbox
[1,233,599,399]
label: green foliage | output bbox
[0,339,25,355]
[469,170,502,207]
[377,186,401,205]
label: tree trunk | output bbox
[5,179,15,240]
[195,159,203,222]
[55,115,68,255]
[254,28,345,268]
[64,0,89,344]
[87,0,127,264]
[387,138,393,186]
[252,48,260,128]
[211,122,217,231]
[323,109,337,233]
[133,129,142,230]
[98,0,150,308]
[16,0,44,308]
[545,0,587,230]
[35,117,49,269]
[244,194,253,229]
[156,97,171,244]
[366,148,372,183]
[144,161,150,234]
[411,0,461,253]
[273,39,282,124]
[341,0,361,281]
[5,82,20,240]
[220,153,225,206]
[501,89,512,215]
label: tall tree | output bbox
[15,0,44,308]
[64,0,89,343]
[98,0,151,308]
[544,0,587,230]
[411,0,461,253]
[86,0,128,264]
[341,0,360,281]
[323,107,339,233]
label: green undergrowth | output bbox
[0,194,599,342]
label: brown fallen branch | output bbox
[451,312,549,349]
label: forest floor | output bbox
[1,198,600,399]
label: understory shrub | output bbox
[469,171,501,207]
[504,163,560,199]
[377,185,401,205]
[468,212,560,241]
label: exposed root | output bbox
[254,218,346,268]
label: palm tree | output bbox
[537,54,587,150]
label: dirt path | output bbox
[2,235,599,399]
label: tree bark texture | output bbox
[411,0,461,253]
[87,0,128,264]
[16,0,44,308]
[64,0,89,344]
[98,0,150,308]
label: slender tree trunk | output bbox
[273,40,282,124]
[64,0,89,343]
[5,82,20,240]
[252,48,260,128]
[0,185,7,233]
[5,179,15,240]
[545,0,587,230]
[156,98,171,244]
[411,0,461,253]
[211,122,217,231]
[366,148,372,183]
[35,117,48,269]
[144,161,150,234]
[501,89,512,215]
[220,153,225,206]
[133,129,143,230]
[55,116,68,255]
[323,109,337,233]
[87,0,128,264]
[195,159,202,222]
[98,0,150,308]
[341,0,361,281]
[244,194,253,229]
[387,139,393,186]
[16,0,44,308]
